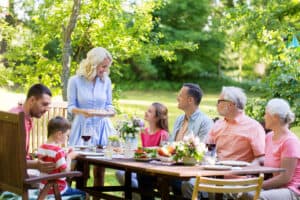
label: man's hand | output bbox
[37,160,56,173]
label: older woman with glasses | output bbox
[243,98,300,200]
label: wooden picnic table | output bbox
[75,155,284,200]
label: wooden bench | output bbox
[29,101,68,153]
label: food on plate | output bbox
[88,109,115,117]
[167,145,176,154]
[157,145,176,157]
[134,147,157,159]
[113,147,123,153]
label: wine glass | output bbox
[205,144,217,165]
[81,123,95,147]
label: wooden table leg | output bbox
[157,177,170,200]
[75,160,89,189]
[124,170,132,200]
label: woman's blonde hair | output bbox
[77,47,112,81]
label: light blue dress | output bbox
[67,75,115,146]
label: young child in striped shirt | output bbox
[37,116,87,198]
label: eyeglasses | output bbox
[217,99,232,104]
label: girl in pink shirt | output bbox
[244,98,300,200]
[141,102,169,147]
[116,102,169,194]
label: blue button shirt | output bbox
[170,109,213,142]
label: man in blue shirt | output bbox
[171,83,213,142]
[170,83,213,196]
[138,83,213,200]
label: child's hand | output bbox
[67,150,78,160]
[66,147,74,154]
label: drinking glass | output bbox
[160,134,169,147]
[104,141,113,159]
[183,129,195,142]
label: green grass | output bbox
[292,127,300,135]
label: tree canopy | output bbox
[0,0,299,125]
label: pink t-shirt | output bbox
[38,144,68,194]
[10,105,33,158]
[141,128,169,147]
[264,131,300,195]
[206,112,265,162]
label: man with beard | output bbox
[10,83,55,173]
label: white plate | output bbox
[72,145,89,151]
[134,157,153,162]
[217,160,250,167]
[88,109,115,117]
[75,151,104,156]
[156,155,173,162]
[202,165,232,170]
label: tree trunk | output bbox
[1,0,16,67]
[61,0,81,100]
[238,49,243,82]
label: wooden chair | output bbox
[0,110,82,200]
[192,173,264,200]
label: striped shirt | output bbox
[37,144,67,194]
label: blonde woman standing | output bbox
[67,47,115,186]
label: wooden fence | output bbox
[29,101,68,153]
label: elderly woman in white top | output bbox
[67,47,116,186]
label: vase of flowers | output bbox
[182,156,197,165]
[116,116,144,140]
[173,135,206,165]
[108,135,122,148]
[116,115,144,157]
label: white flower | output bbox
[128,133,134,138]
[196,142,207,152]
